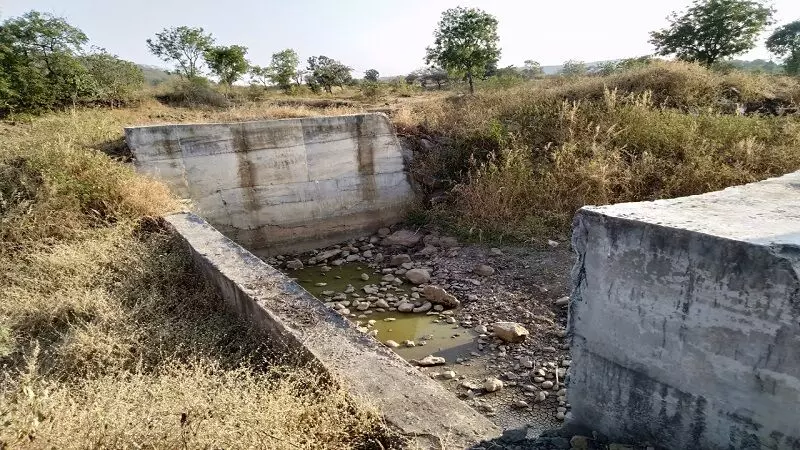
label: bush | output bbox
[156,78,231,108]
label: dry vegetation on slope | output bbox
[398,61,800,240]
[0,103,389,449]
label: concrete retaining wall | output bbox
[164,212,500,449]
[127,114,415,255]
[568,172,800,450]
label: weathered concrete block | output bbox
[568,172,800,450]
[165,212,501,449]
[126,114,416,255]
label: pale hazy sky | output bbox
[2,0,799,76]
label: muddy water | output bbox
[286,262,478,361]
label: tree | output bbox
[425,7,501,94]
[364,69,380,82]
[249,65,271,89]
[649,0,774,67]
[306,56,352,94]
[767,20,800,75]
[82,50,145,105]
[267,49,300,92]
[146,26,214,79]
[522,60,544,78]
[0,10,91,113]
[204,45,248,86]
[592,61,619,76]
[561,60,587,77]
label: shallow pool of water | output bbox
[285,262,478,362]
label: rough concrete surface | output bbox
[127,114,415,255]
[568,172,800,450]
[164,212,500,449]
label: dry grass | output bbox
[0,103,391,449]
[400,61,800,240]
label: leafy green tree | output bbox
[561,60,587,77]
[82,50,145,105]
[146,26,214,79]
[592,61,619,76]
[618,56,654,71]
[267,49,300,92]
[522,60,544,78]
[766,20,800,75]
[425,7,501,94]
[364,69,380,82]
[204,45,248,86]
[0,11,91,113]
[306,56,352,94]
[249,65,271,88]
[649,0,774,67]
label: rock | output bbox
[377,227,391,237]
[562,359,572,367]
[316,249,342,261]
[400,262,414,270]
[536,391,548,402]
[383,230,421,247]
[438,236,459,248]
[541,380,554,389]
[382,274,396,282]
[474,324,488,334]
[346,254,360,262]
[555,296,570,306]
[441,370,456,380]
[416,245,438,257]
[423,234,440,246]
[570,436,591,450]
[445,317,457,324]
[384,340,400,348]
[397,302,414,313]
[513,400,529,409]
[360,273,370,281]
[405,269,431,284]
[422,285,460,308]
[363,286,378,294]
[520,357,534,369]
[356,302,370,311]
[404,340,416,347]
[483,377,504,392]
[414,355,446,366]
[555,411,565,420]
[362,250,373,258]
[375,299,390,309]
[547,239,559,248]
[492,322,530,343]
[489,247,503,256]
[285,259,303,270]
[413,302,433,313]
[390,254,412,266]
[473,264,495,277]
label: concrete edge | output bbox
[123,112,392,131]
[164,212,502,449]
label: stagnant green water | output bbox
[286,262,478,361]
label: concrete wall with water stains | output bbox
[568,171,800,450]
[125,114,415,254]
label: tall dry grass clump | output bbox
[0,106,390,448]
[402,61,800,240]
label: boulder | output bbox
[397,302,415,313]
[438,236,459,248]
[316,249,342,261]
[414,355,446,366]
[422,285,460,308]
[285,259,303,270]
[390,254,412,266]
[492,322,529,343]
[405,268,431,284]
[377,227,391,237]
[383,230,422,247]
[484,377,504,393]
[412,302,433,313]
[473,264,495,277]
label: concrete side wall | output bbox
[568,172,800,450]
[164,212,501,449]
[127,114,415,255]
